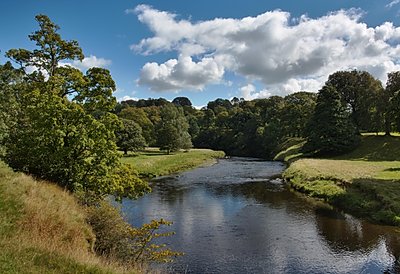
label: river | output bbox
[121,157,400,273]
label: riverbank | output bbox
[281,135,400,225]
[121,148,225,178]
[0,161,145,274]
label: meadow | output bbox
[121,148,225,178]
[282,135,400,225]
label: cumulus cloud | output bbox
[76,55,111,69]
[386,0,400,8]
[118,95,139,102]
[138,55,224,91]
[60,55,111,70]
[131,5,400,95]
[240,84,271,100]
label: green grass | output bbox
[282,135,400,225]
[121,148,225,178]
[0,247,110,274]
[334,135,400,161]
[0,162,136,274]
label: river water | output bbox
[121,157,400,273]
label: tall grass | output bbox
[0,162,140,273]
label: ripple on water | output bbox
[121,158,400,274]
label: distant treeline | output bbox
[115,69,400,158]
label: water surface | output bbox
[121,158,400,273]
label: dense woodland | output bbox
[115,68,400,158]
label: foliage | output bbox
[6,15,83,77]
[2,14,148,201]
[172,96,192,107]
[87,201,183,265]
[116,119,147,155]
[118,107,155,145]
[304,85,360,155]
[281,92,317,137]
[0,62,22,157]
[385,71,400,134]
[326,70,384,132]
[156,104,192,154]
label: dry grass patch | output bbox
[0,162,143,273]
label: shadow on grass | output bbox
[332,178,400,226]
[333,135,400,162]
[384,167,400,172]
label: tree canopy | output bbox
[304,85,360,155]
[2,14,149,201]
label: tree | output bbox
[304,85,360,155]
[118,107,155,145]
[172,96,192,107]
[116,119,147,155]
[0,62,23,156]
[385,71,400,135]
[325,70,384,131]
[281,92,317,137]
[6,14,83,77]
[3,15,149,200]
[156,105,192,154]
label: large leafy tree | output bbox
[172,96,192,107]
[0,62,23,156]
[385,71,400,135]
[156,105,192,154]
[116,119,147,155]
[118,107,155,145]
[325,70,384,131]
[281,92,317,137]
[304,85,360,155]
[3,15,149,200]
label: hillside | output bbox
[0,162,132,274]
[281,135,400,225]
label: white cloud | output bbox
[118,95,139,102]
[60,55,111,71]
[138,55,224,91]
[131,5,400,94]
[73,55,111,70]
[386,0,400,8]
[240,84,272,100]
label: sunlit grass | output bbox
[282,135,400,225]
[0,161,139,273]
[121,148,225,177]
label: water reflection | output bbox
[121,158,400,273]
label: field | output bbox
[281,135,400,225]
[121,148,225,178]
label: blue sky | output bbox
[1,1,400,107]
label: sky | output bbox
[1,1,400,107]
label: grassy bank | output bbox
[0,161,136,274]
[121,148,225,178]
[281,135,400,225]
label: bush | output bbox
[86,201,183,265]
